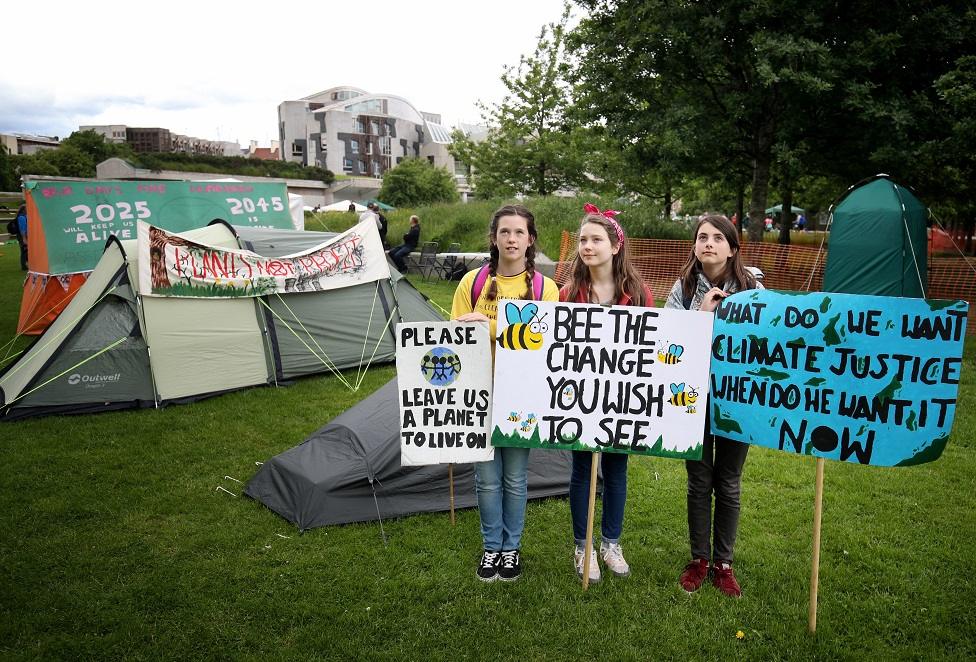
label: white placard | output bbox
[491,300,713,458]
[397,322,494,466]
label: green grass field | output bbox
[0,244,973,660]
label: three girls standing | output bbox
[452,206,757,595]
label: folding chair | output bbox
[432,242,462,280]
[405,242,439,280]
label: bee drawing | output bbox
[668,383,698,411]
[525,413,537,426]
[507,412,521,422]
[520,421,532,433]
[497,302,549,351]
[657,343,684,365]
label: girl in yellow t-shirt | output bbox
[451,204,558,582]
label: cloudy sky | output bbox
[1,0,573,146]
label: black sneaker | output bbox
[498,550,522,581]
[477,550,501,582]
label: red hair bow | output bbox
[583,203,625,245]
[583,203,621,219]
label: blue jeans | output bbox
[388,244,413,272]
[475,447,531,551]
[570,451,628,545]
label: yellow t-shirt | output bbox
[451,268,560,339]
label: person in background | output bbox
[559,203,654,584]
[15,203,28,270]
[388,215,420,272]
[372,203,389,249]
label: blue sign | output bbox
[709,290,968,466]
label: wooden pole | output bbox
[582,452,600,590]
[808,457,825,633]
[448,463,456,526]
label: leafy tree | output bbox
[572,0,839,240]
[378,158,458,208]
[0,144,15,191]
[61,130,134,165]
[450,6,587,196]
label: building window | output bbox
[380,136,391,156]
[373,161,382,176]
[354,118,365,133]
[292,142,303,156]
[360,159,368,173]
[350,139,358,154]
[371,120,381,135]
[427,156,435,165]
[343,158,353,173]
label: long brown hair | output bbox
[484,204,538,301]
[678,213,756,299]
[564,214,648,305]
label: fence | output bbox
[556,231,976,334]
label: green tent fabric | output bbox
[0,224,443,420]
[823,176,928,297]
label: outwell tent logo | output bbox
[66,373,121,388]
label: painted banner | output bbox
[137,219,390,297]
[491,300,713,458]
[25,179,295,274]
[709,290,968,466]
[397,322,494,466]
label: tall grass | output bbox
[0,241,972,660]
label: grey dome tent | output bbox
[0,222,441,420]
[245,378,572,529]
[823,175,928,297]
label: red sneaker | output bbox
[679,558,710,593]
[712,561,742,598]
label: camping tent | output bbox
[245,378,572,529]
[823,175,928,297]
[0,223,441,420]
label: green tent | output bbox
[823,176,928,297]
[0,223,441,420]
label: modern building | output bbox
[278,86,458,181]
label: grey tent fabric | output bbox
[245,378,572,529]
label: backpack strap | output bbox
[470,265,491,307]
[470,265,545,307]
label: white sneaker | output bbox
[574,545,601,583]
[600,541,631,577]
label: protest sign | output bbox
[491,300,713,458]
[709,290,968,466]
[137,219,389,297]
[25,179,294,274]
[397,322,494,466]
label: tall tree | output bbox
[571,0,837,239]
[378,158,457,208]
[450,6,586,197]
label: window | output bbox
[371,120,381,135]
[292,142,303,156]
[364,141,372,155]
[427,156,435,165]
[350,139,359,154]
[373,161,382,176]
[354,118,365,133]
[380,136,391,156]
[343,158,353,173]
[360,159,368,173]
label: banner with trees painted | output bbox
[490,300,713,458]
[137,219,390,297]
[709,290,968,466]
[397,322,494,466]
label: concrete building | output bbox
[78,125,241,157]
[0,132,60,155]
[278,86,458,181]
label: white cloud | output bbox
[1,0,573,144]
